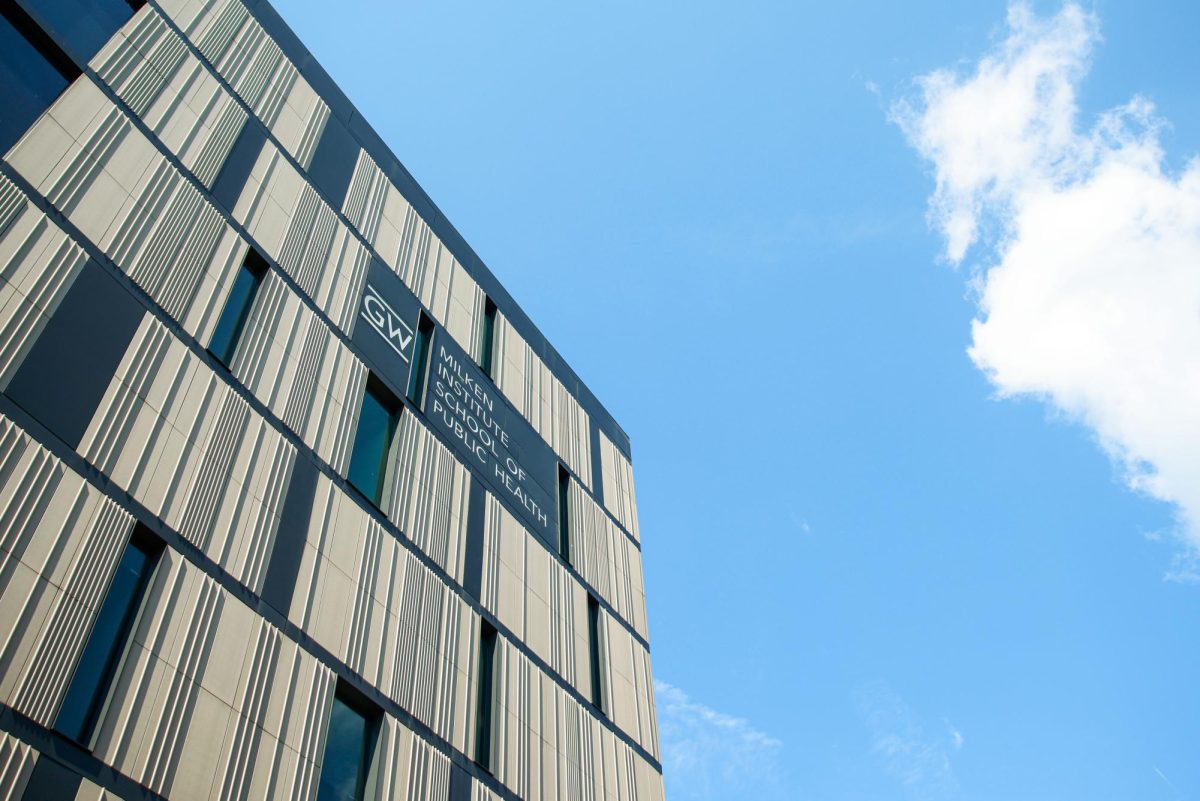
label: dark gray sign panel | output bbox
[424,330,558,546]
[351,258,423,401]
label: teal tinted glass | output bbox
[347,381,397,505]
[209,253,265,367]
[0,10,70,152]
[407,318,433,404]
[587,595,604,712]
[316,693,371,801]
[558,466,571,562]
[22,0,138,62]
[56,532,157,744]
[475,622,497,770]
[480,299,496,377]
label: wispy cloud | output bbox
[654,680,786,800]
[946,720,964,750]
[788,503,814,535]
[892,2,1200,571]
[858,681,960,799]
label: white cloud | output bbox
[945,720,964,750]
[654,680,786,800]
[859,682,959,798]
[788,503,813,534]
[1153,765,1176,791]
[893,2,1200,568]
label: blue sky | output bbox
[274,1,1200,798]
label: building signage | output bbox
[361,284,413,360]
[424,330,558,546]
[351,260,558,546]
[351,258,423,400]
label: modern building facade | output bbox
[0,0,661,799]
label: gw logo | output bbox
[360,284,414,362]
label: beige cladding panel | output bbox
[385,412,471,583]
[342,150,389,244]
[3,81,384,504]
[0,420,462,801]
[229,143,371,335]
[598,431,640,544]
[602,617,659,762]
[91,6,248,188]
[477,495,659,764]
[0,82,378,498]
[231,271,365,474]
[87,548,335,801]
[567,481,648,642]
[232,140,306,262]
[278,185,371,332]
[171,0,330,160]
[481,496,579,690]
[371,716,452,800]
[75,317,295,594]
[339,147,492,364]
[0,731,39,800]
[4,81,249,351]
[494,314,593,489]
[472,778,505,801]
[0,418,326,801]
[0,418,134,729]
[0,177,88,390]
[288,473,476,754]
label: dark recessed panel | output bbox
[423,329,559,549]
[20,755,82,801]
[0,5,73,153]
[589,422,604,507]
[351,258,424,404]
[463,476,486,601]
[17,0,137,68]
[448,764,472,801]
[307,115,358,209]
[260,455,318,616]
[209,121,266,213]
[6,260,143,449]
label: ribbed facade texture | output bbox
[0,0,661,799]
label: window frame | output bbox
[587,593,607,716]
[0,1,81,153]
[207,247,269,369]
[55,524,163,748]
[474,619,498,773]
[479,296,497,378]
[557,464,571,563]
[407,312,435,406]
[315,680,382,801]
[0,1,80,82]
[346,373,402,508]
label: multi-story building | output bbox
[0,0,661,798]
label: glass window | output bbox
[558,465,571,563]
[407,313,434,405]
[480,297,497,377]
[347,376,400,506]
[208,248,267,367]
[22,0,142,66]
[56,526,161,746]
[0,5,76,153]
[316,684,378,801]
[475,621,498,772]
[587,594,607,715]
